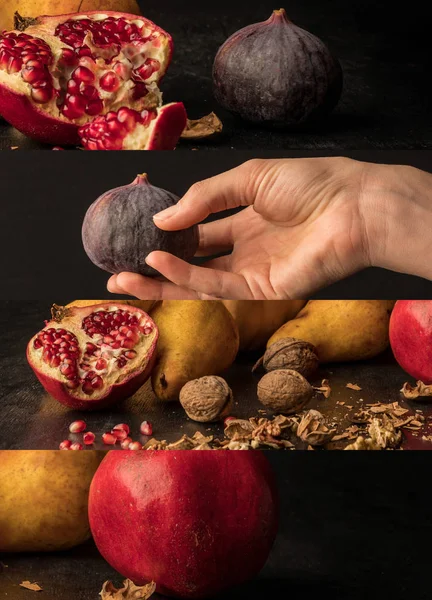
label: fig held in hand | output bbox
[82,174,199,277]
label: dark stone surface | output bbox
[1,452,432,599]
[0,149,431,300]
[0,0,430,150]
[1,299,432,451]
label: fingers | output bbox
[107,272,199,300]
[145,251,254,299]
[196,215,236,256]
[153,160,264,231]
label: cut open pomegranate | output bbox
[27,303,158,410]
[0,11,186,148]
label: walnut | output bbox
[297,409,336,446]
[401,380,432,399]
[179,376,233,422]
[253,337,318,378]
[257,369,313,414]
[345,416,402,450]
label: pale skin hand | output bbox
[106,157,432,299]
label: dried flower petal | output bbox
[346,383,362,391]
[19,582,42,592]
[314,379,331,398]
[181,112,223,139]
[100,579,156,600]
[296,409,336,446]
[401,380,432,399]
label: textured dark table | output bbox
[0,0,430,150]
[1,299,432,451]
[1,451,432,599]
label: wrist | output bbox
[359,161,432,280]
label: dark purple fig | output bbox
[213,8,342,127]
[82,174,199,277]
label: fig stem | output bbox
[133,173,150,185]
[271,8,290,23]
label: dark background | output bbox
[1,452,432,599]
[0,0,431,150]
[1,149,431,300]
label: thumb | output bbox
[153,160,265,231]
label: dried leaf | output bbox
[296,409,336,446]
[19,582,42,592]
[181,112,223,139]
[314,379,331,398]
[166,435,196,450]
[346,383,362,391]
[401,380,432,399]
[100,579,156,600]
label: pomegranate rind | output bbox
[0,82,81,145]
[26,303,159,410]
[0,11,174,145]
[145,102,187,150]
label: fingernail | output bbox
[145,252,157,266]
[153,204,178,221]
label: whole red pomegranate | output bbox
[0,11,186,148]
[390,301,432,383]
[89,451,278,598]
[27,302,158,409]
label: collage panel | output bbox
[1,0,431,598]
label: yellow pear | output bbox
[0,1,141,32]
[66,299,157,313]
[0,451,104,552]
[222,300,305,350]
[151,300,239,401]
[267,300,394,363]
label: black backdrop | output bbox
[1,149,431,300]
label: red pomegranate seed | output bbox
[95,358,107,370]
[102,432,117,445]
[73,65,95,83]
[83,431,96,445]
[121,437,133,449]
[70,442,83,450]
[113,423,130,435]
[111,428,128,441]
[59,440,71,450]
[99,71,120,92]
[140,421,153,436]
[69,420,87,433]
[31,84,53,103]
[135,58,160,81]
[129,441,142,450]
[82,380,94,395]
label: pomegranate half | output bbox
[89,450,279,598]
[27,302,158,410]
[390,300,432,383]
[0,11,186,148]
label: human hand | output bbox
[107,157,432,299]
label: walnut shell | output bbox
[253,337,318,378]
[179,376,233,423]
[257,369,313,414]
